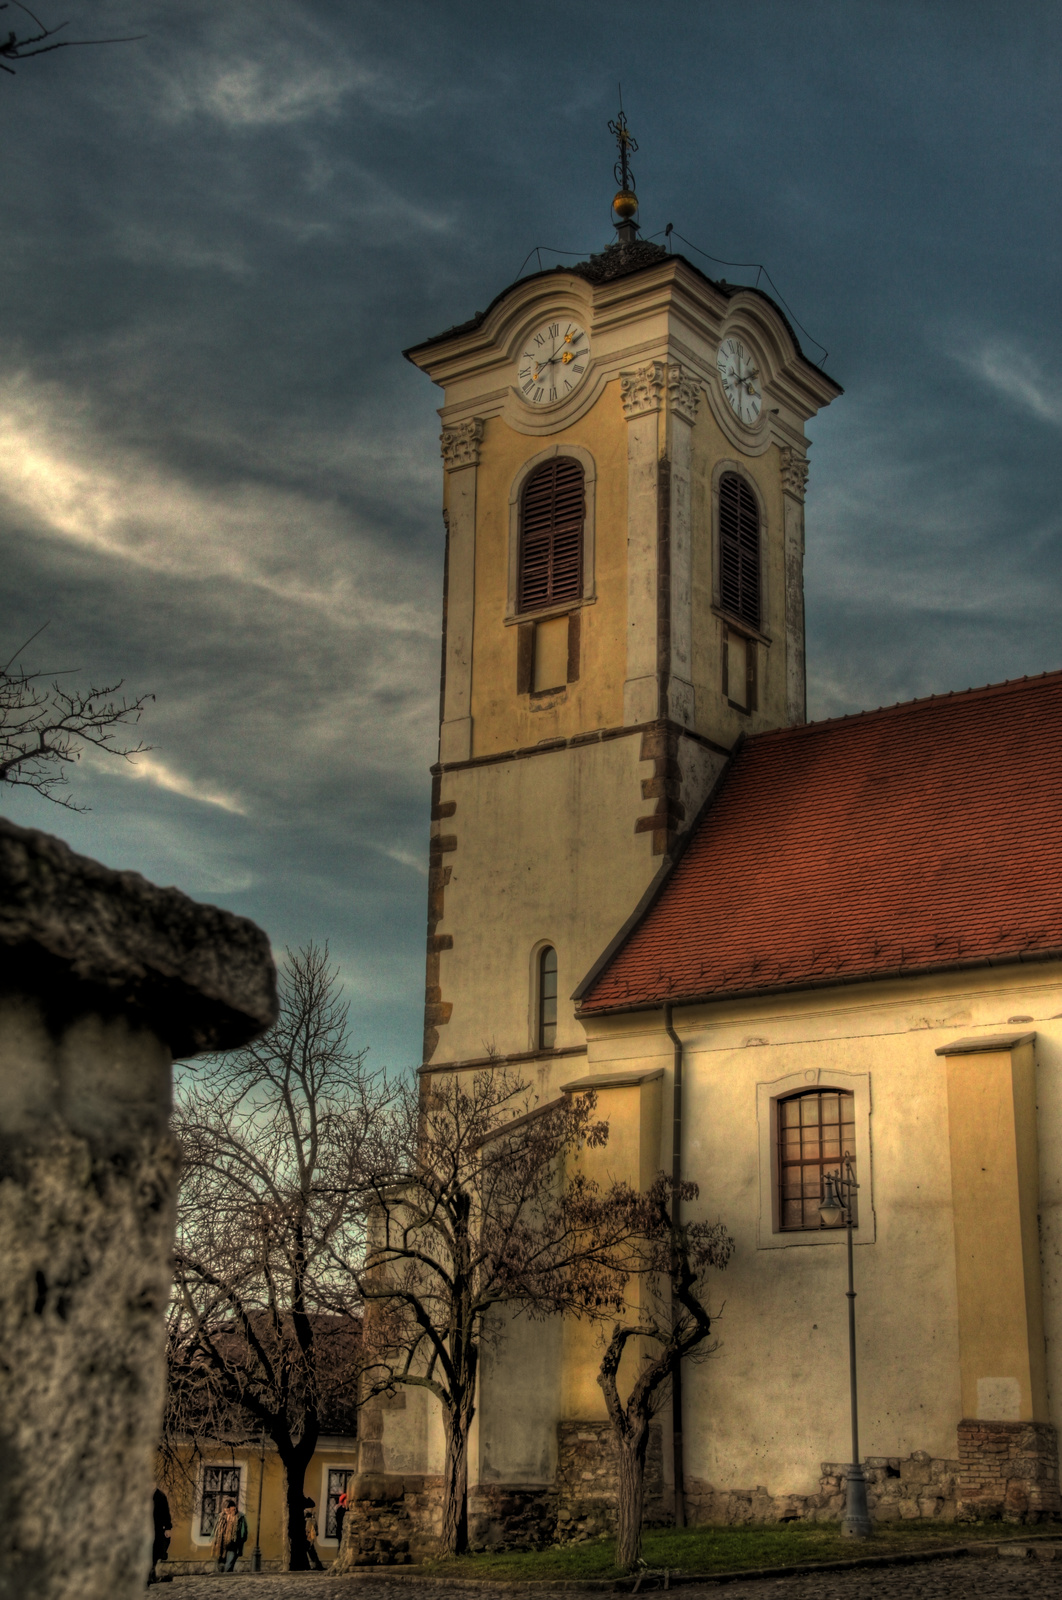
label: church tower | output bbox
[406,126,841,1072]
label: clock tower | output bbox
[405,142,841,1076]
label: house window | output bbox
[718,473,760,629]
[519,458,584,612]
[199,1465,242,1539]
[325,1468,353,1540]
[778,1090,856,1231]
[538,946,558,1048]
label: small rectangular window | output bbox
[200,1465,242,1539]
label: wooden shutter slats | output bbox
[718,473,760,628]
[519,458,585,612]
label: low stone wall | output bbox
[957,1420,1061,1523]
[687,1450,963,1526]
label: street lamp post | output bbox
[818,1154,872,1539]
[252,1428,266,1572]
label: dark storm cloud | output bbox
[1,0,1060,1068]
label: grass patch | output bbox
[420,1520,1062,1581]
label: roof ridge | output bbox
[751,666,1062,744]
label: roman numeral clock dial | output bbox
[517,320,590,405]
[716,337,763,426]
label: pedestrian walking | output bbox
[212,1497,248,1573]
[304,1497,324,1570]
[335,1489,348,1552]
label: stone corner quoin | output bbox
[0,814,278,1057]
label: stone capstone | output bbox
[0,817,277,1056]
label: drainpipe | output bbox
[663,1002,685,1528]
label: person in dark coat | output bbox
[148,1486,172,1584]
[335,1490,348,1551]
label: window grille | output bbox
[325,1468,353,1539]
[538,946,558,1049]
[199,1465,242,1539]
[718,473,761,628]
[519,459,584,612]
[778,1090,856,1231]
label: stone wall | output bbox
[687,1450,964,1526]
[555,1420,669,1542]
[342,1472,443,1566]
[957,1420,1061,1523]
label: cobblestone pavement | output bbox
[165,1553,1062,1600]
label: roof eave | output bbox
[576,946,1062,1021]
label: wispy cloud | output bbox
[956,338,1062,428]
[0,373,436,639]
[114,752,248,815]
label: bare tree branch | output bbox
[0,1,142,74]
[0,627,153,809]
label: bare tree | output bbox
[0,1,141,74]
[0,628,153,809]
[167,944,391,1570]
[588,1176,733,1571]
[346,1071,638,1559]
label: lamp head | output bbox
[818,1173,846,1228]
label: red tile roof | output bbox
[577,671,1062,1015]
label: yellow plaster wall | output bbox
[944,1039,1048,1422]
[163,1443,357,1567]
[465,392,630,757]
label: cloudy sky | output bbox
[2,0,1060,1071]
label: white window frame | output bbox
[192,1460,246,1546]
[318,1463,355,1546]
[756,1067,875,1249]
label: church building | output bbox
[357,145,1062,1546]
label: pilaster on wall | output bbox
[779,446,808,728]
[620,362,701,733]
[939,1031,1049,1427]
[439,419,483,764]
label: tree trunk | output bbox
[615,1426,649,1572]
[279,1439,317,1571]
[441,1405,470,1556]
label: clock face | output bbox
[717,337,763,426]
[517,319,590,406]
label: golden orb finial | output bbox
[612,189,638,221]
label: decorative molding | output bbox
[620,360,667,418]
[667,363,701,425]
[440,417,484,471]
[780,445,810,501]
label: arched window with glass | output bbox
[718,472,761,629]
[537,946,558,1049]
[778,1089,856,1230]
[519,458,585,612]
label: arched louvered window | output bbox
[538,946,558,1049]
[718,473,761,629]
[519,458,584,612]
